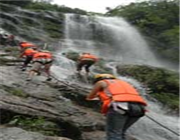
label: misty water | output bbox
[51,14,179,140]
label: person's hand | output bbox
[86,97,91,100]
[86,97,99,100]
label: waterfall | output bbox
[60,14,169,67]
[0,4,178,140]
[52,14,179,140]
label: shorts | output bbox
[31,61,52,72]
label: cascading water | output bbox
[59,14,169,66]
[106,61,179,140]
[52,14,179,140]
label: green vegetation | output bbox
[10,89,28,98]
[4,47,19,52]
[0,0,32,7]
[106,0,179,64]
[24,1,87,15]
[41,19,63,38]
[152,93,179,110]
[62,51,80,61]
[8,116,60,136]
[116,65,179,110]
[1,85,29,98]
[0,0,87,14]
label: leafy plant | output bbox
[1,85,29,98]
[8,116,61,136]
[106,0,179,64]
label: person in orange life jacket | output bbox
[86,74,147,140]
[19,48,38,71]
[26,50,53,81]
[77,52,98,74]
[19,41,37,52]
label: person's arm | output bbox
[86,81,107,100]
[78,55,83,61]
[19,51,25,58]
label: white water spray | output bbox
[52,14,179,140]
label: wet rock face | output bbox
[0,61,105,140]
[0,3,64,42]
[0,126,72,140]
[0,51,140,140]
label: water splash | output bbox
[53,14,179,140]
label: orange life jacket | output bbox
[20,42,36,49]
[33,52,52,59]
[33,52,53,64]
[97,79,147,114]
[23,48,38,56]
[79,54,98,62]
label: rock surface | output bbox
[0,50,138,140]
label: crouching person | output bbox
[27,50,53,81]
[86,74,147,140]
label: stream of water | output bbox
[52,14,179,140]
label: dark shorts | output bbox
[77,60,95,72]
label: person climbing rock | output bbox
[76,52,98,74]
[27,50,53,81]
[19,48,38,71]
[86,74,147,140]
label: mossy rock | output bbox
[117,65,178,94]
[8,116,61,136]
[63,51,80,61]
[116,64,179,110]
[0,85,29,98]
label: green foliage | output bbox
[159,26,179,47]
[1,85,29,98]
[0,0,32,7]
[25,1,87,15]
[118,65,179,94]
[63,51,80,61]
[41,19,63,38]
[8,116,60,136]
[10,89,29,98]
[152,93,179,110]
[116,65,179,109]
[4,47,19,53]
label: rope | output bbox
[50,74,180,137]
[146,114,179,136]
[49,74,91,93]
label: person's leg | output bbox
[76,62,83,72]
[121,116,141,139]
[77,61,86,73]
[106,108,128,140]
[44,62,52,81]
[84,61,94,73]
[27,62,41,81]
[21,56,33,71]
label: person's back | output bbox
[27,50,53,81]
[33,51,53,64]
[86,74,147,140]
[97,78,147,114]
[79,53,98,61]
[22,48,38,57]
[77,53,98,74]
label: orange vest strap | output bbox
[98,79,147,114]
